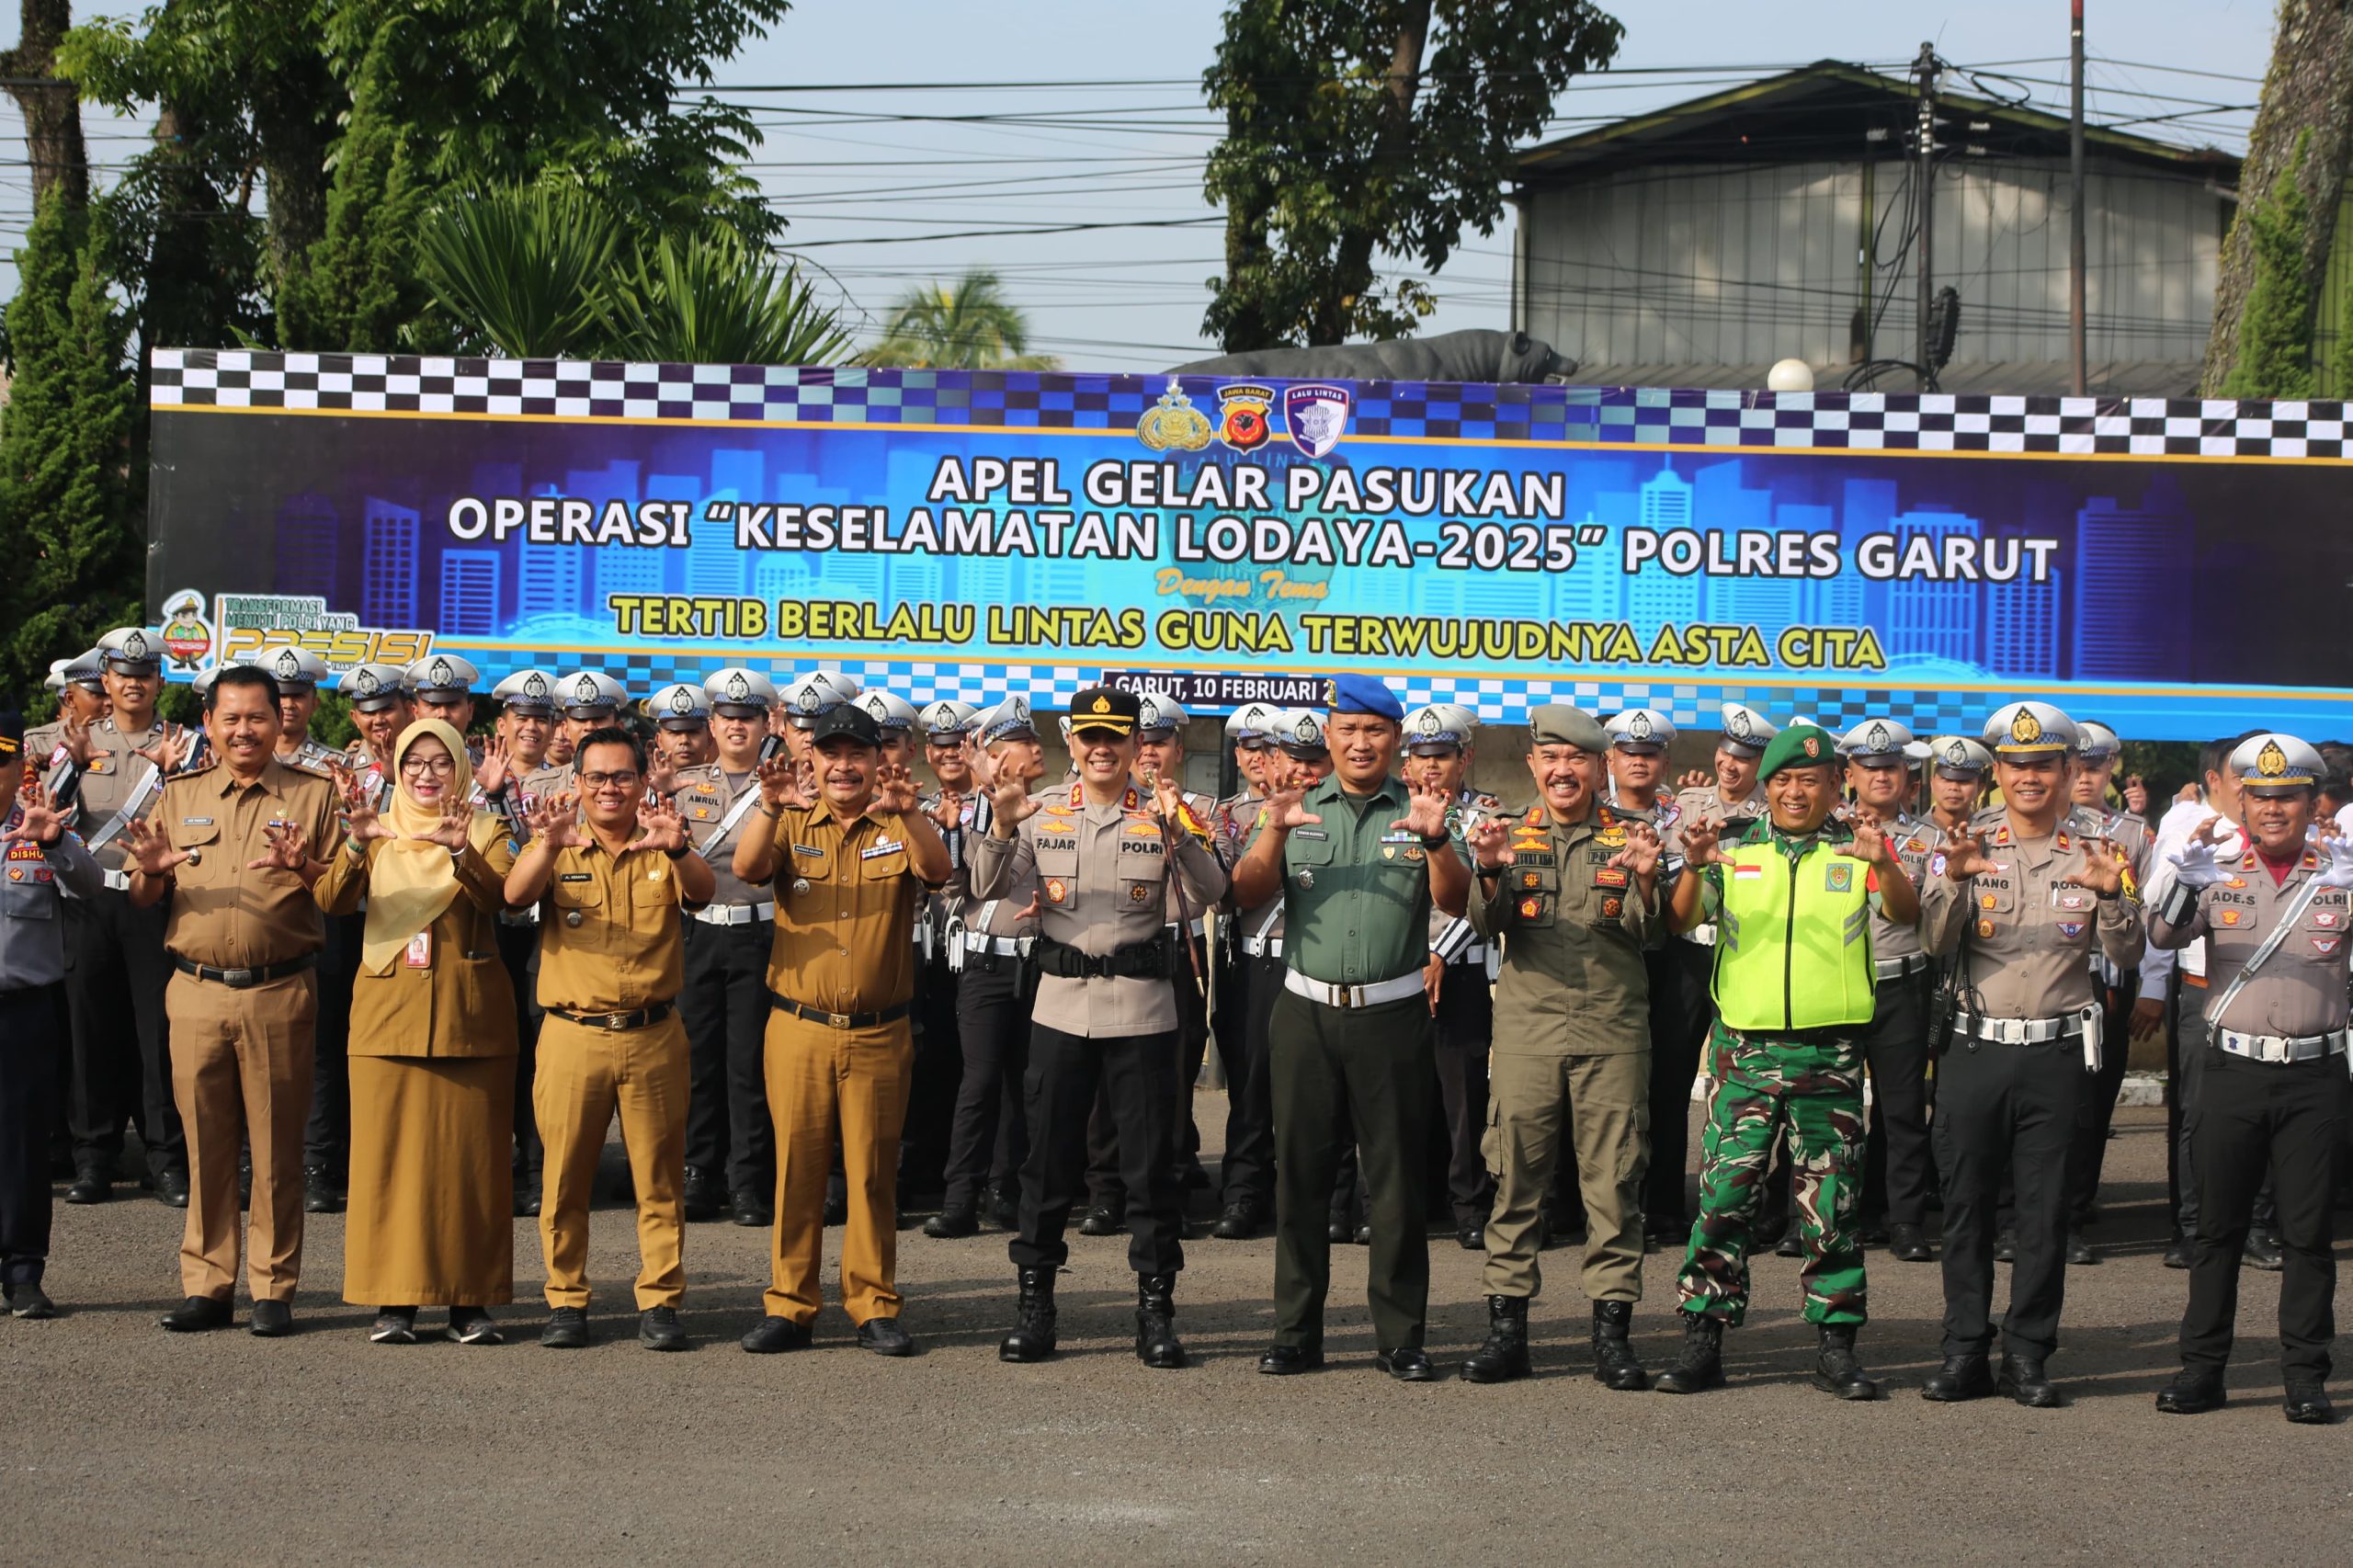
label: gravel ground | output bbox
[6,1103,2347,1566]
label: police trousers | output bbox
[0,984,64,1287]
[63,889,179,1176]
[1931,1034,2080,1360]
[941,956,1030,1210]
[680,918,774,1199]
[1011,1023,1185,1278]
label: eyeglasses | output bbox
[580,770,640,789]
[400,756,457,776]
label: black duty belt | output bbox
[768,994,912,1030]
[170,953,316,989]
[548,1002,676,1031]
[1032,936,1171,981]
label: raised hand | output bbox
[2168,814,2232,889]
[1,778,64,846]
[137,723,193,774]
[1844,814,1895,868]
[119,816,190,879]
[416,801,475,851]
[874,761,922,815]
[1261,775,1324,833]
[928,789,965,833]
[1609,819,1663,880]
[58,713,96,767]
[1676,767,1712,793]
[341,773,392,843]
[1466,814,1515,870]
[249,818,310,871]
[525,790,584,850]
[2122,774,2149,816]
[644,753,678,800]
[1390,780,1451,842]
[1938,822,1993,881]
[2310,833,2353,891]
[633,792,690,855]
[474,734,512,796]
[752,752,807,812]
[2063,836,2130,897]
[1681,815,1728,869]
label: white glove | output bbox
[2168,839,2229,889]
[2312,835,2353,892]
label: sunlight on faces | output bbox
[710,712,766,767]
[547,729,575,766]
[399,733,457,806]
[877,732,915,769]
[1931,772,1982,820]
[1766,762,1837,833]
[208,679,283,777]
[1406,747,1466,797]
[498,709,551,767]
[656,724,713,768]
[2070,754,2115,807]
[356,699,412,759]
[1994,755,2066,826]
[1526,743,1601,821]
[576,740,644,832]
[1324,712,1398,790]
[1715,745,1758,799]
[1847,757,1906,814]
[1137,731,1184,785]
[276,686,319,746]
[1075,726,1138,790]
[814,734,879,808]
[1609,747,1663,803]
[927,734,974,790]
[2243,785,2313,858]
[989,735,1045,789]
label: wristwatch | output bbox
[1419,831,1450,850]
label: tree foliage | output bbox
[1201,0,1621,349]
[866,271,1058,369]
[2220,130,2319,401]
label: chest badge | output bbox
[1297,869,1314,890]
[1045,878,1069,905]
[1129,883,1151,903]
[1976,918,1995,939]
[1824,862,1852,892]
[1518,897,1541,919]
[564,909,585,927]
[791,878,811,895]
[2313,936,2341,957]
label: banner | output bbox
[146,350,2353,740]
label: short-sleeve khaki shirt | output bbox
[760,801,926,1014]
[159,759,345,968]
[536,835,689,1012]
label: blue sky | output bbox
[1,1,2274,370]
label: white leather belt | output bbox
[1875,953,1929,981]
[1241,935,1285,959]
[2217,1028,2348,1064]
[961,932,1032,958]
[1282,969,1426,1009]
[1165,917,1206,940]
[1952,1012,2086,1045]
[101,869,132,893]
[1679,925,1717,948]
[1449,943,1492,968]
[693,901,775,927]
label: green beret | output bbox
[1528,703,1608,751]
[1758,722,1837,780]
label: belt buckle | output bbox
[827,1011,852,1029]
[597,1012,625,1029]
[1335,983,1358,1008]
[221,966,254,988]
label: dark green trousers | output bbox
[1269,987,1433,1352]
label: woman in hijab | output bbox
[315,719,519,1343]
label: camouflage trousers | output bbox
[1675,1023,1869,1327]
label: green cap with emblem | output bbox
[1528,704,1608,752]
[1757,722,1837,780]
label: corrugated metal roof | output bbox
[1567,361,2205,398]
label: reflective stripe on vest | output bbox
[1711,832,1876,1032]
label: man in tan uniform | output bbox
[506,725,713,1350]
[119,665,342,1335]
[733,703,948,1357]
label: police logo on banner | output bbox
[1284,383,1352,459]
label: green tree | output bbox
[1202,0,1621,349]
[0,189,138,700]
[276,24,431,352]
[414,185,623,358]
[866,271,1059,369]
[2220,131,2320,400]
[598,230,852,366]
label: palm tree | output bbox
[599,230,853,367]
[867,270,1059,369]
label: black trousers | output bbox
[2179,1047,2340,1383]
[1269,987,1433,1353]
[1086,936,1209,1205]
[0,984,63,1287]
[2168,979,2276,1238]
[494,917,543,1175]
[941,955,1031,1210]
[63,889,179,1176]
[1217,952,1282,1210]
[680,917,775,1197]
[1643,941,1714,1225]
[1931,1035,2083,1360]
[2064,972,2139,1219]
[1010,1024,1185,1277]
[1432,960,1495,1228]
[304,910,361,1173]
[901,947,961,1199]
[1859,970,1933,1227]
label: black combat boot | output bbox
[1134,1274,1185,1369]
[1812,1324,1878,1400]
[1590,1300,1647,1391]
[1653,1314,1723,1394]
[998,1267,1058,1363]
[1461,1295,1530,1384]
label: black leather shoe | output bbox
[1775,1230,1803,1259]
[1353,1223,1372,1246]
[66,1165,109,1205]
[1078,1202,1122,1237]
[154,1168,189,1209]
[160,1295,233,1333]
[540,1306,590,1347]
[1993,1227,2017,1263]
[369,1307,419,1345]
[924,1204,979,1238]
[6,1284,57,1320]
[2163,1234,2192,1269]
[681,1167,724,1223]
[302,1165,344,1214]
[515,1176,542,1219]
[857,1315,915,1357]
[2154,1369,2226,1415]
[1256,1344,1323,1375]
[1920,1352,1995,1402]
[2065,1233,2097,1266]
[1462,1295,1531,1385]
[248,1299,294,1338]
[823,1188,848,1226]
[2244,1229,2285,1271]
[1325,1216,1352,1244]
[740,1315,813,1354]
[1996,1352,2060,1407]
[1000,1267,1059,1363]
[1751,1214,1789,1249]
[1376,1346,1438,1381]
[1211,1202,1261,1241]
[983,1187,1020,1231]
[2283,1383,2335,1425]
[1886,1222,1931,1262]
[1857,1218,1891,1246]
[1134,1275,1184,1369]
[731,1188,772,1228]
[1589,1299,1647,1391]
[638,1305,687,1351]
[1457,1225,1484,1252]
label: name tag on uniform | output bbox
[404,931,432,968]
[182,817,213,826]
[1291,828,1327,841]
[558,872,592,883]
[860,840,903,859]
[792,843,824,857]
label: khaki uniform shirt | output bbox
[930,791,1039,947]
[536,835,692,1012]
[671,762,769,908]
[1863,809,1938,962]
[1470,802,1657,1055]
[315,835,520,1056]
[1917,809,2144,1019]
[969,781,1226,1038]
[158,760,344,969]
[760,801,927,1015]
[76,715,166,872]
[2148,846,2351,1040]
[1264,775,1435,988]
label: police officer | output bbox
[1231,674,1468,1381]
[62,627,188,1207]
[242,648,340,772]
[975,687,1226,1368]
[670,668,782,1228]
[30,651,107,764]
[1924,735,1993,837]
[339,663,414,784]
[1654,723,1927,1400]
[2148,733,2347,1424]
[405,653,483,740]
[1,713,104,1318]
[1458,705,1664,1386]
[1643,703,1778,1249]
[645,682,716,782]
[1917,702,2143,1408]
[857,688,953,1205]
[1838,718,1940,1264]
[1207,700,1279,1239]
[480,669,561,1214]
[923,698,1043,1238]
[1403,703,1505,1249]
[2062,719,2152,1262]
[529,671,629,797]
[120,664,345,1335]
[644,679,726,1220]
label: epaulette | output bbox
[162,759,220,784]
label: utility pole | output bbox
[2068,1,2088,396]
[1913,41,1939,392]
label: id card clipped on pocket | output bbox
[404,931,433,969]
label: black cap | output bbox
[809,704,882,748]
[1066,686,1141,738]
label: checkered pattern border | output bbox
[152,348,2352,458]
